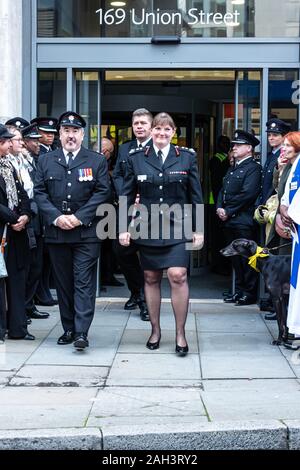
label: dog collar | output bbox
[248,247,269,272]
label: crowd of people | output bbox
[0,108,299,356]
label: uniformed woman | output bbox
[119,112,203,356]
[0,124,34,341]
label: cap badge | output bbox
[16,121,21,127]
[271,123,276,128]
[235,132,238,138]
[49,120,53,126]
[69,115,75,122]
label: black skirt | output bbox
[139,242,190,270]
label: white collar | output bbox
[235,155,252,166]
[63,147,81,159]
[137,137,152,148]
[153,144,170,158]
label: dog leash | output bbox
[266,241,293,253]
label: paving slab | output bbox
[118,330,198,354]
[0,371,15,387]
[107,353,201,387]
[199,332,294,379]
[92,310,130,327]
[0,353,31,371]
[10,365,109,387]
[88,387,206,427]
[102,420,287,450]
[0,387,97,429]
[27,326,123,367]
[196,311,267,333]
[201,379,300,421]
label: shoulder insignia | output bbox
[129,147,144,155]
[179,146,196,155]
[144,145,151,156]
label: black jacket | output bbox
[260,148,280,205]
[0,170,31,266]
[113,139,153,196]
[217,157,262,228]
[34,147,111,243]
[120,145,203,246]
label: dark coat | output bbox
[0,169,31,266]
[34,147,111,243]
[120,145,203,247]
[217,157,262,228]
[113,139,153,196]
[260,148,280,204]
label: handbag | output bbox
[275,213,292,240]
[0,225,8,278]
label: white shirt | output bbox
[137,137,152,148]
[153,144,170,164]
[281,154,300,207]
[62,147,81,164]
[235,155,253,166]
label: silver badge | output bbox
[49,120,54,126]
[69,115,75,122]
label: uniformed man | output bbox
[260,118,290,205]
[22,124,50,321]
[112,108,152,320]
[217,130,262,306]
[31,117,58,154]
[30,117,59,307]
[34,111,111,350]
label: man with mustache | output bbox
[34,111,111,350]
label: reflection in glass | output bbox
[75,71,99,149]
[237,71,261,140]
[37,70,67,117]
[268,70,299,131]
[37,0,300,38]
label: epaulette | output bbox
[129,147,144,155]
[179,146,196,155]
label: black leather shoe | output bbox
[74,333,89,350]
[57,330,74,345]
[124,293,139,310]
[224,293,242,303]
[26,318,32,325]
[146,335,161,350]
[139,302,150,321]
[8,333,35,341]
[27,307,50,319]
[235,295,256,306]
[175,343,189,356]
[35,298,58,307]
[102,277,124,287]
[264,312,277,321]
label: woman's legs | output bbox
[167,267,189,347]
[144,269,163,342]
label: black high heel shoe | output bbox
[146,334,161,350]
[175,343,189,356]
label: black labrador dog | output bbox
[220,239,291,345]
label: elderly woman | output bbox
[119,112,203,356]
[0,124,33,341]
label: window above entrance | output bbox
[37,0,300,38]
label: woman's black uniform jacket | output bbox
[120,144,203,247]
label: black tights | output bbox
[144,267,189,347]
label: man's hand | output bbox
[56,215,75,230]
[11,215,29,232]
[192,232,204,249]
[119,232,131,246]
[280,205,293,227]
[66,215,81,228]
[216,208,228,222]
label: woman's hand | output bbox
[119,232,131,246]
[216,208,228,221]
[280,205,293,227]
[11,215,29,232]
[192,232,204,249]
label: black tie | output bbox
[138,144,143,149]
[67,152,74,167]
[157,150,163,166]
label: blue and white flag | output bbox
[287,162,300,335]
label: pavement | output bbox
[1,275,300,450]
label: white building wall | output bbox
[0,0,23,123]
